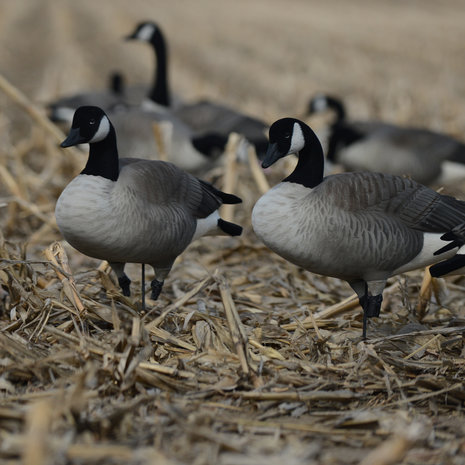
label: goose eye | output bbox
[284,133,291,139]
[89,118,96,125]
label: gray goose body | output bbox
[252,118,465,338]
[308,94,465,185]
[56,106,242,300]
[173,100,269,160]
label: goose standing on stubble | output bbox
[307,94,465,186]
[252,118,465,338]
[56,106,242,300]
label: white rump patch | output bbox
[393,232,458,275]
[193,211,221,241]
[89,116,110,143]
[312,95,328,112]
[289,122,305,154]
[436,161,465,184]
[136,23,156,41]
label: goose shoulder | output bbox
[117,158,224,219]
[316,172,465,232]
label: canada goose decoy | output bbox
[56,106,242,301]
[252,118,465,338]
[307,94,465,186]
[125,20,269,159]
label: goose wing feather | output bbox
[118,158,227,219]
[320,172,465,232]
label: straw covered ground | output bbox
[1,1,465,464]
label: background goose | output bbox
[126,20,269,159]
[307,94,465,186]
[56,106,242,301]
[252,117,465,338]
[47,22,170,126]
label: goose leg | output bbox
[360,294,383,339]
[118,275,131,297]
[150,279,164,300]
[349,280,386,339]
[150,265,172,300]
[110,262,131,296]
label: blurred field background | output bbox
[1,1,465,464]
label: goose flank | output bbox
[55,106,242,301]
[252,117,465,338]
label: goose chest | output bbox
[55,174,192,265]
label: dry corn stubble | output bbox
[1,1,465,464]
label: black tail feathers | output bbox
[199,180,242,204]
[434,224,465,256]
[430,254,465,277]
[218,192,242,205]
[218,219,243,236]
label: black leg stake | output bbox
[362,308,368,340]
[141,264,146,311]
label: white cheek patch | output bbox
[89,116,110,143]
[289,122,305,154]
[136,23,155,41]
[312,95,328,112]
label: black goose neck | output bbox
[81,126,119,181]
[148,32,170,107]
[283,129,324,189]
[327,123,364,162]
[327,97,346,123]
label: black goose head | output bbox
[307,94,346,122]
[125,21,161,43]
[262,118,306,168]
[61,106,111,147]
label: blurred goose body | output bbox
[308,94,465,185]
[252,118,465,338]
[56,106,242,300]
[105,105,225,174]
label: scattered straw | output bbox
[1,4,465,464]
